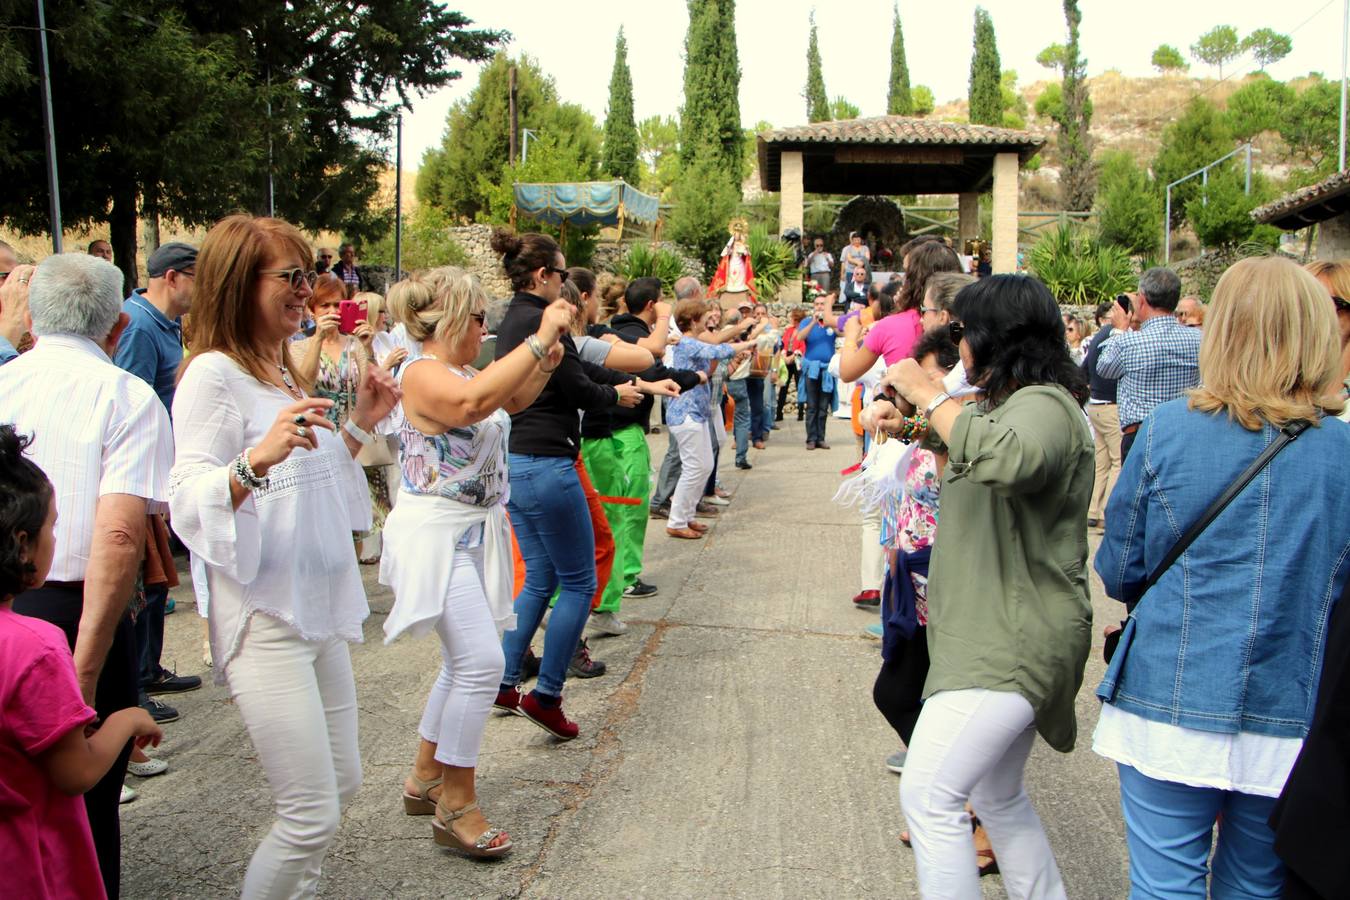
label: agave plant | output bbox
[1029,224,1136,306]
[746,225,798,300]
[608,243,688,297]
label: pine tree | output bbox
[602,27,640,185]
[887,3,913,115]
[1058,0,1095,211]
[805,12,829,122]
[679,0,742,193]
[968,8,1002,126]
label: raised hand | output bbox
[315,313,340,340]
[537,299,575,346]
[353,362,402,430]
[250,398,336,475]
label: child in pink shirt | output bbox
[0,426,161,899]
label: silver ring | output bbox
[295,425,309,438]
[292,414,307,425]
[17,277,29,284]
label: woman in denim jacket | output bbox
[1094,256,1350,899]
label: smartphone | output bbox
[338,300,367,334]
[1115,293,1132,314]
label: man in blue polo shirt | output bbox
[114,242,202,727]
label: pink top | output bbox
[0,607,104,900]
[863,309,923,366]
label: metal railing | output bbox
[1164,144,1254,263]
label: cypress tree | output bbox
[805,12,829,122]
[715,0,744,184]
[887,3,913,115]
[968,7,1002,126]
[1058,0,1096,210]
[679,0,742,193]
[601,27,640,185]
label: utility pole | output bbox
[1341,0,1348,171]
[509,65,519,166]
[35,0,63,252]
[394,111,403,282]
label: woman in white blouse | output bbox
[380,268,570,858]
[170,214,399,899]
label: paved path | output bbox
[124,418,1129,898]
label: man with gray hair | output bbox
[1095,266,1202,460]
[0,252,173,899]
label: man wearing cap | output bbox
[113,242,202,728]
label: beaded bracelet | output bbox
[232,449,269,491]
[895,414,930,443]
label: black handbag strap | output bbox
[1136,420,1311,602]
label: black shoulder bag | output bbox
[1103,420,1311,663]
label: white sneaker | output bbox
[127,756,168,778]
[588,612,628,636]
[119,784,139,804]
[701,494,730,507]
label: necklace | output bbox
[276,362,301,398]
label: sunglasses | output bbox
[948,321,965,343]
[545,265,569,283]
[469,312,485,326]
[1334,296,1350,313]
[920,306,942,315]
[259,267,318,292]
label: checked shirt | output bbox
[1094,314,1202,428]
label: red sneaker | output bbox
[493,685,524,716]
[519,692,579,740]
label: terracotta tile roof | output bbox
[1251,169,1350,227]
[759,116,1045,151]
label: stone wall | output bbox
[448,224,514,299]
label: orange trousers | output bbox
[511,456,615,610]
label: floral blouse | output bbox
[887,447,941,625]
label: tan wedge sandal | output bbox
[432,799,513,858]
[401,772,442,816]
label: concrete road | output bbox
[123,419,1129,898]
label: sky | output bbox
[397,0,1348,169]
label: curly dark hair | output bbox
[911,330,960,372]
[897,241,962,314]
[491,229,561,293]
[952,275,1089,409]
[0,425,53,597]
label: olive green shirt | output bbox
[924,385,1095,752]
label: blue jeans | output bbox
[747,376,767,441]
[725,377,751,463]
[500,454,597,698]
[1117,764,1283,899]
[136,582,168,694]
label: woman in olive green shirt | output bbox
[871,275,1094,899]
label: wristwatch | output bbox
[923,391,952,419]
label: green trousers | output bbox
[581,425,650,614]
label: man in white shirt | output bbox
[0,252,173,900]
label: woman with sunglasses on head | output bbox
[169,215,400,898]
[488,230,643,741]
[872,274,1094,899]
[1304,260,1350,422]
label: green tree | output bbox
[1000,70,1028,128]
[1151,44,1189,73]
[637,115,681,199]
[668,151,741,273]
[417,54,601,223]
[805,12,830,122]
[968,7,1002,126]
[912,85,936,116]
[887,3,913,114]
[1279,80,1341,174]
[1152,97,1233,227]
[1036,44,1067,72]
[1224,77,1295,141]
[1059,0,1095,211]
[1185,169,1261,248]
[1035,82,1065,123]
[601,27,640,185]
[1095,152,1160,255]
[1191,25,1241,78]
[680,0,743,193]
[830,97,861,120]
[363,204,468,271]
[1241,28,1292,71]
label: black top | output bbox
[496,292,633,458]
[581,314,704,438]
[1081,324,1119,404]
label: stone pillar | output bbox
[1316,215,1350,259]
[990,153,1019,274]
[780,151,804,235]
[957,192,980,247]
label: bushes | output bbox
[1028,224,1137,306]
[1095,151,1161,256]
[363,205,468,272]
[745,225,797,299]
[608,243,687,296]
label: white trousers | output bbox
[417,546,506,767]
[860,504,885,592]
[227,613,362,900]
[669,420,712,529]
[900,689,1067,900]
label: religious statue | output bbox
[708,217,756,309]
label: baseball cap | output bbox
[147,242,198,278]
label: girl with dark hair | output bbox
[0,424,162,899]
[870,274,1093,898]
[489,230,645,741]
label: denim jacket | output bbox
[1096,400,1350,738]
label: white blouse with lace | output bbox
[169,352,371,683]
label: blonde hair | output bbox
[597,272,627,319]
[385,267,486,347]
[560,279,587,336]
[1190,256,1345,429]
[354,291,385,328]
[1304,259,1350,301]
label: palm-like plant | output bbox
[609,243,688,297]
[1029,224,1136,306]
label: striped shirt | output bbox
[1094,314,1202,428]
[0,334,173,580]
